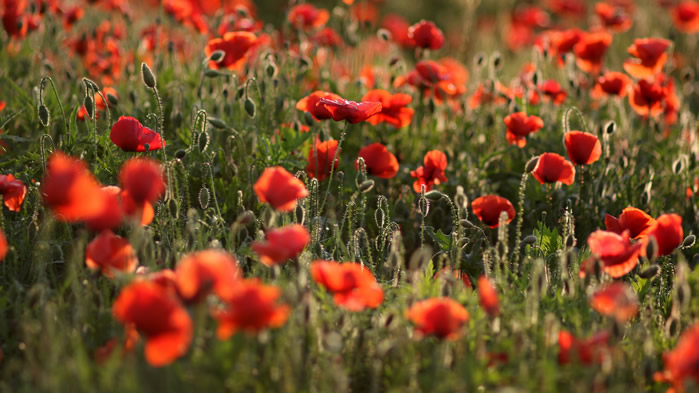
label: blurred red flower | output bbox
[213,278,290,339]
[593,71,631,98]
[648,213,683,256]
[604,207,656,239]
[654,322,699,392]
[287,4,329,29]
[590,282,639,322]
[405,297,469,340]
[0,174,26,211]
[119,158,165,225]
[382,14,411,47]
[356,143,399,179]
[113,280,192,367]
[564,131,602,165]
[254,166,308,211]
[471,195,515,228]
[306,138,340,181]
[362,89,414,129]
[318,98,382,124]
[85,230,138,278]
[504,112,544,147]
[85,186,124,232]
[558,330,610,365]
[623,38,672,78]
[531,153,576,185]
[672,1,699,33]
[574,31,612,73]
[175,249,241,303]
[0,229,7,262]
[252,224,310,266]
[110,116,165,152]
[205,31,258,71]
[587,230,643,278]
[594,2,632,32]
[41,152,106,222]
[477,276,500,317]
[407,20,444,50]
[310,260,384,311]
[540,80,567,105]
[410,150,448,192]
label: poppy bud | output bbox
[522,235,537,245]
[692,253,699,268]
[425,190,443,201]
[532,71,540,86]
[681,67,694,82]
[208,117,227,129]
[198,187,210,209]
[235,210,255,226]
[525,156,539,173]
[168,199,179,217]
[666,316,680,337]
[428,98,436,113]
[474,52,486,68]
[645,237,658,262]
[83,95,94,119]
[605,121,616,135]
[141,62,157,89]
[673,157,685,175]
[681,235,695,248]
[638,265,659,279]
[389,57,400,67]
[204,69,225,78]
[677,283,690,308]
[641,190,651,205]
[460,219,475,228]
[303,112,315,126]
[175,149,186,160]
[266,62,277,78]
[565,236,575,249]
[198,132,209,152]
[245,98,256,118]
[38,105,50,127]
[377,28,391,42]
[143,143,150,152]
[491,52,502,70]
[106,93,118,107]
[359,180,375,193]
[209,50,225,63]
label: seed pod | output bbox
[638,265,660,279]
[525,156,539,172]
[209,50,225,63]
[141,62,157,88]
[244,97,256,118]
[681,235,695,248]
[38,105,50,127]
[83,95,94,119]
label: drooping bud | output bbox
[244,97,256,118]
[209,50,225,63]
[525,156,539,172]
[38,105,50,127]
[141,62,157,88]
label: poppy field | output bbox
[1,0,699,391]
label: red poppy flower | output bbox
[512,5,550,28]
[540,80,567,105]
[594,2,632,32]
[112,280,192,367]
[382,14,411,46]
[254,166,308,212]
[175,249,241,303]
[628,78,668,118]
[362,89,414,129]
[317,98,382,124]
[0,229,7,262]
[306,138,340,181]
[564,131,602,165]
[310,260,384,311]
[78,87,118,120]
[0,174,26,212]
[310,27,342,47]
[2,0,28,38]
[213,278,290,339]
[648,213,683,256]
[477,276,500,317]
[356,143,399,179]
[94,323,140,365]
[287,4,329,29]
[407,20,445,50]
[604,207,656,239]
[41,152,106,222]
[672,1,699,33]
[549,0,586,16]
[654,322,699,392]
[85,186,124,232]
[85,230,138,278]
[205,31,257,71]
[405,297,469,340]
[296,91,343,121]
[548,28,583,65]
[62,5,84,31]
[504,112,544,147]
[574,31,612,73]
[119,158,165,225]
[110,116,165,152]
[590,282,639,322]
[471,195,515,228]
[623,38,672,78]
[593,71,631,98]
[531,153,576,185]
[587,230,643,278]
[558,330,610,365]
[410,150,448,192]
[252,224,310,266]
[434,267,473,288]
[415,60,450,83]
